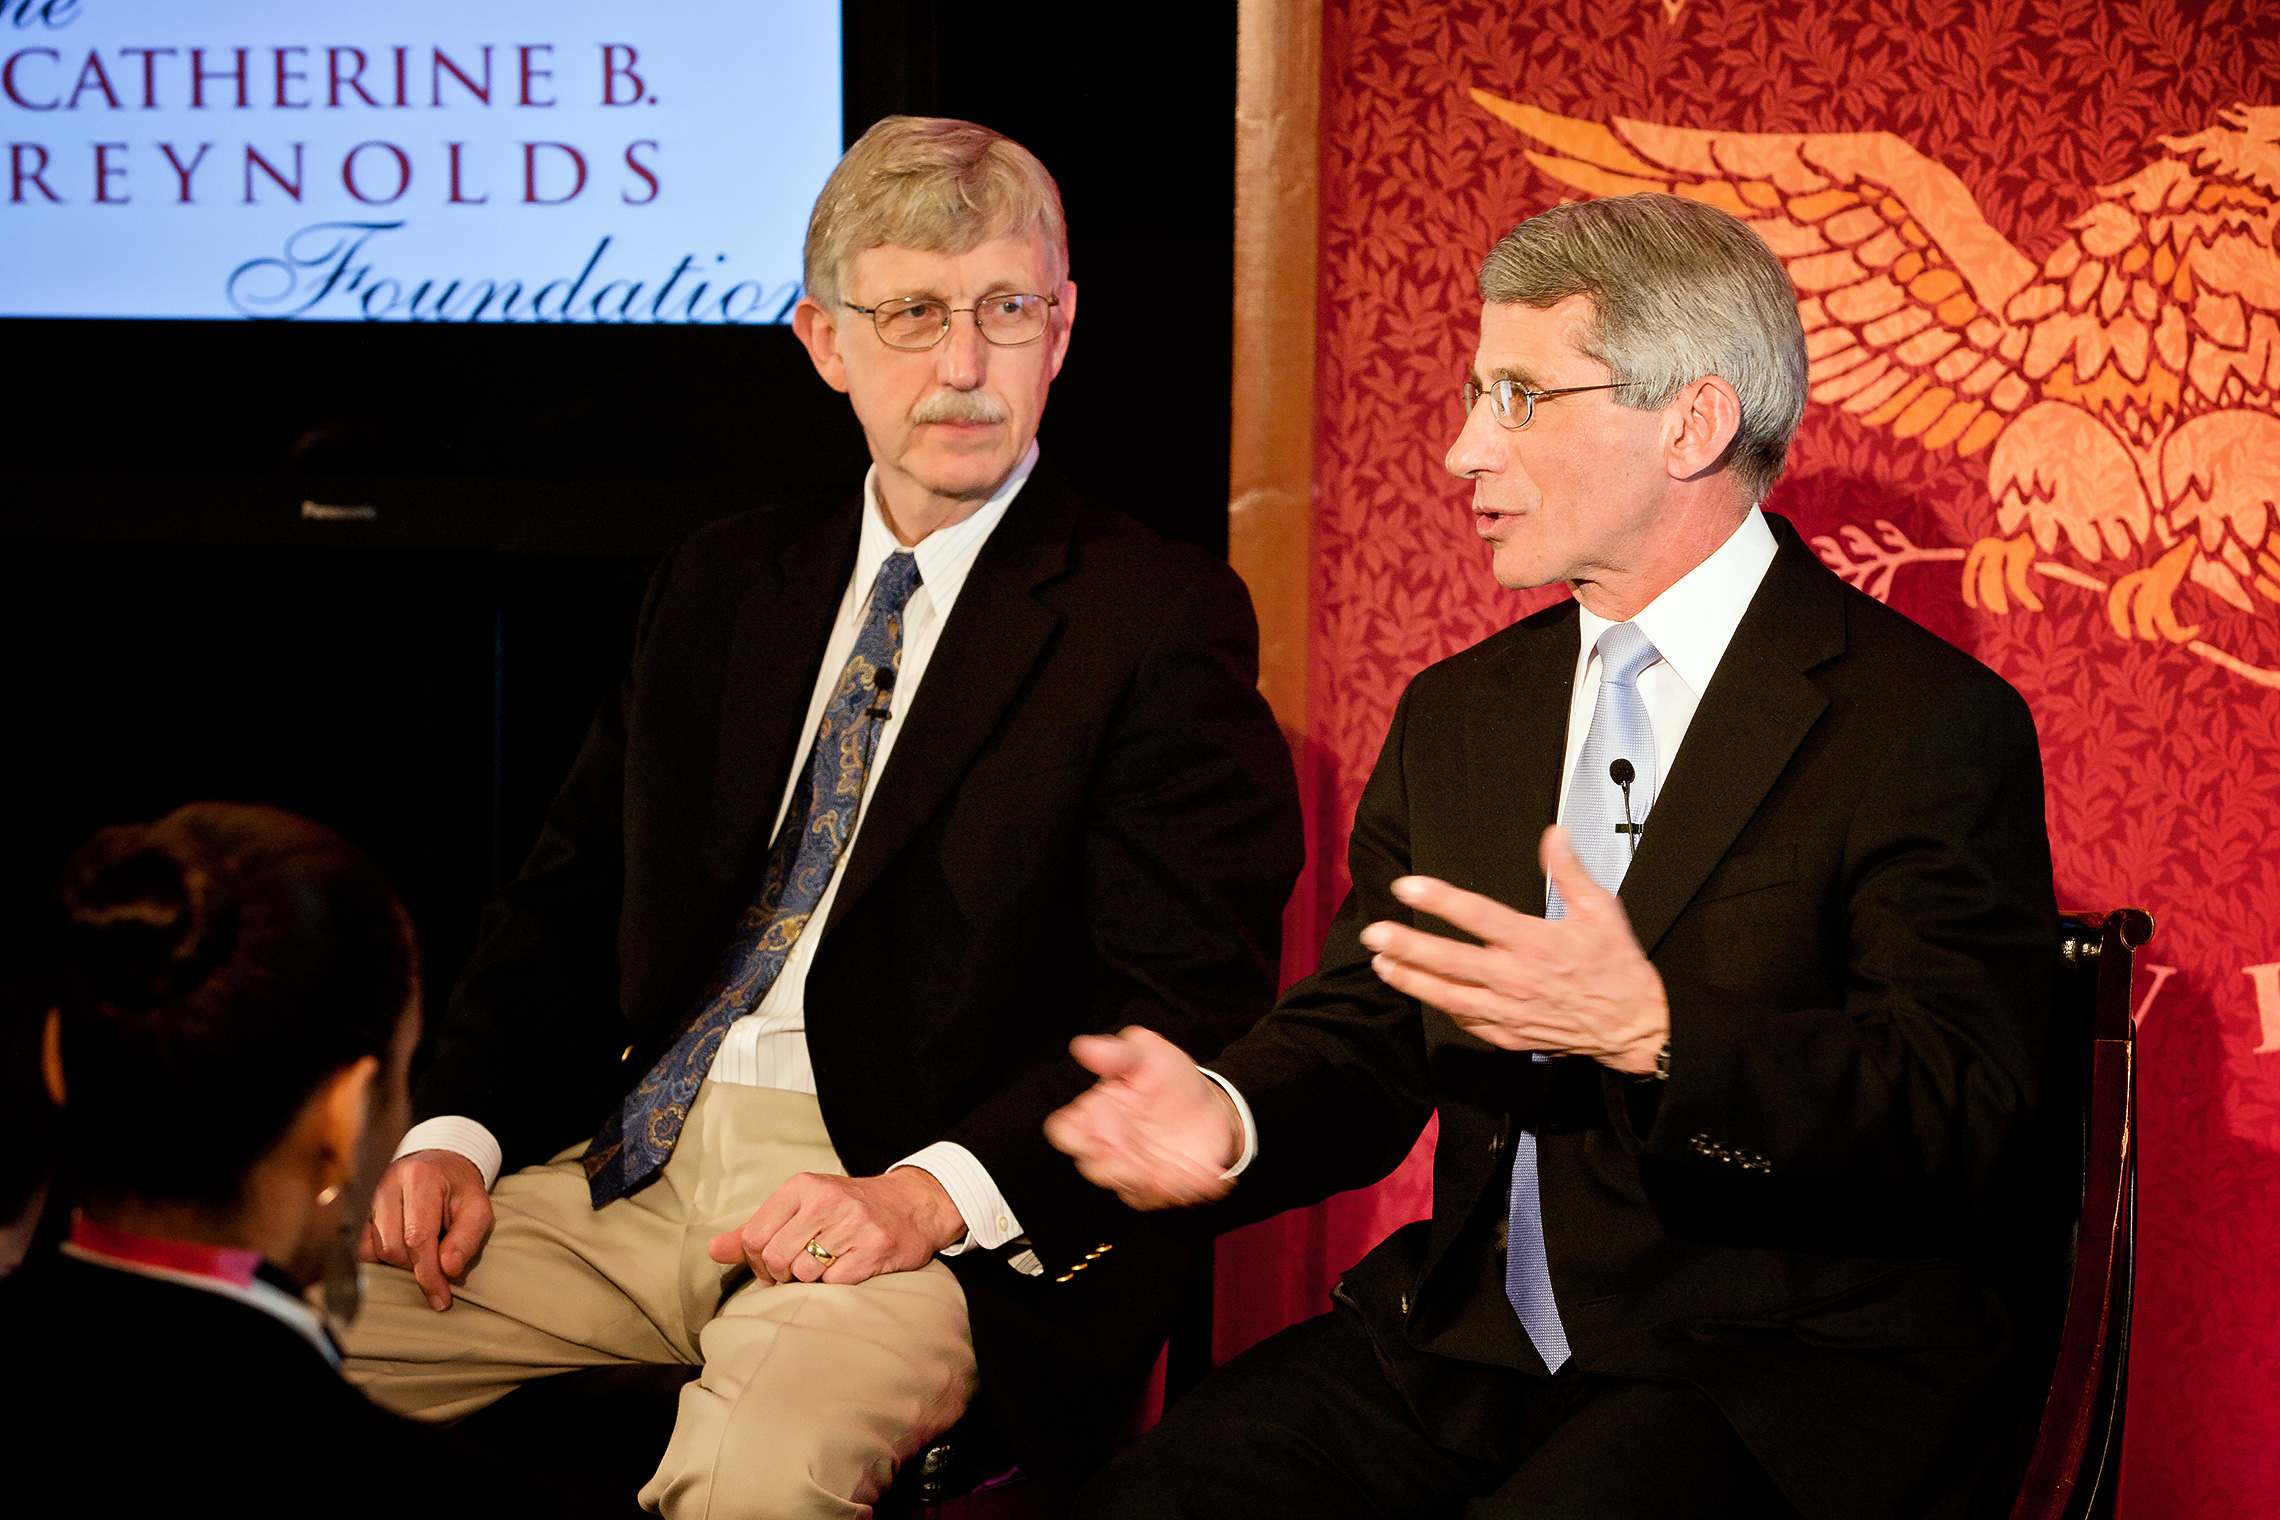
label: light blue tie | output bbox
[1507,620,1660,1372]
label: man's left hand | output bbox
[1358,824,1668,1074]
[707,1168,967,1287]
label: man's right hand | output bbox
[1044,1027,1243,1211]
[358,1149,495,1311]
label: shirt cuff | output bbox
[892,1142,1021,1254]
[393,1116,504,1191]
[1197,1067,1258,1178]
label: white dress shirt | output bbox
[1558,507,1777,809]
[400,443,1042,1258]
[1221,507,1780,1172]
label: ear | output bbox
[1044,278,1078,382]
[792,296,851,394]
[307,1055,381,1202]
[1665,375,1743,483]
[41,1008,64,1107]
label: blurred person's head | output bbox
[44,803,419,1290]
[792,116,1076,541]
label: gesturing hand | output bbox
[707,1168,967,1287]
[359,1149,495,1311]
[1358,825,1668,1074]
[1044,1026,1242,1211]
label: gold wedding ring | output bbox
[804,1234,838,1267]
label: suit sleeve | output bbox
[410,544,681,1173]
[1199,681,1441,1227]
[939,562,1304,1247]
[1630,673,2058,1232]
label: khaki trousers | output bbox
[342,1083,976,1520]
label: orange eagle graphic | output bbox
[1473,90,2280,689]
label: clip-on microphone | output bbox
[866,664,897,722]
[1610,758,1641,852]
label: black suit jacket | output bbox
[0,1252,611,1518]
[413,457,1302,1482]
[1209,517,2058,1520]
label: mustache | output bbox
[911,390,1009,426]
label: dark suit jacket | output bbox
[1208,516,2058,1520]
[0,1252,611,1518]
[413,457,1303,1482]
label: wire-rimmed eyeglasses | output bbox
[1460,376,1633,430]
[844,293,1060,351]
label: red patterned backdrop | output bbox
[1213,3,2280,1515]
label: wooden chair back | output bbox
[2006,908,2151,1520]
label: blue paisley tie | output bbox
[1506,620,1660,1372]
[584,551,924,1207]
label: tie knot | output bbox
[1595,621,1659,687]
[871,551,923,619]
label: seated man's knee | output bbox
[646,1375,922,1520]
[647,1458,882,1520]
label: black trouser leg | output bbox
[1078,1305,1501,1520]
[1469,1379,1801,1520]
[1080,1304,1800,1520]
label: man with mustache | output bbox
[341,116,1301,1519]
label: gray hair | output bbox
[803,116,1068,310]
[1477,194,1807,502]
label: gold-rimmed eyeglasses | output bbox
[844,293,1060,351]
[1461,376,1633,430]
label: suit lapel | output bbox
[820,464,1077,937]
[1617,519,1844,957]
[701,497,863,894]
[1457,603,1580,919]
[1419,600,1575,1354]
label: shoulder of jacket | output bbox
[1832,576,2031,718]
[1405,596,1577,703]
[1061,501,1243,607]
[638,492,852,613]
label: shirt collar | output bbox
[1574,506,1778,697]
[69,1213,261,1286]
[855,439,1040,605]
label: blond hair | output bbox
[803,116,1068,308]
[1478,194,1808,502]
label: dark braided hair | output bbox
[52,804,416,1209]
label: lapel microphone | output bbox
[866,664,897,722]
[1610,758,1641,852]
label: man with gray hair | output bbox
[342,116,1301,1517]
[1050,193,2059,1518]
